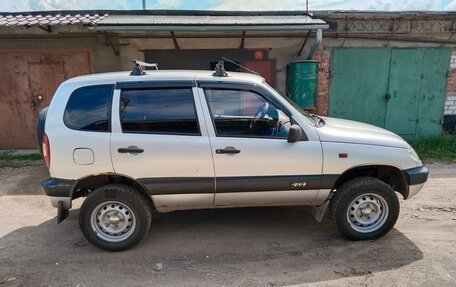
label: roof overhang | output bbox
[92,15,328,31]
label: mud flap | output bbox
[312,200,330,223]
[57,201,69,224]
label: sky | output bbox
[0,0,455,12]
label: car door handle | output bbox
[118,147,144,154]
[215,146,241,154]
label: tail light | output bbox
[42,133,50,169]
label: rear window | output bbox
[64,85,114,132]
[119,88,199,135]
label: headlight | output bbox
[408,145,422,165]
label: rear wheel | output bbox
[79,184,152,251]
[330,177,399,240]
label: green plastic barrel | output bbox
[288,60,319,109]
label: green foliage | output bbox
[0,152,43,168]
[409,133,456,161]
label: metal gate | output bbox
[329,48,451,139]
[0,51,91,149]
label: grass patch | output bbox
[0,152,42,161]
[409,133,456,161]
[0,152,43,168]
[0,153,41,160]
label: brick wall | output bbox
[445,67,456,116]
[311,49,331,116]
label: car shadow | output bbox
[0,206,423,286]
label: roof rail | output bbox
[130,59,158,76]
[212,61,228,77]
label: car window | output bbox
[119,88,199,135]
[204,88,292,138]
[64,85,113,132]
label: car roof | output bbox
[64,70,265,86]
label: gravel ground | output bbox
[0,162,455,287]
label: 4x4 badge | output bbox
[291,181,307,188]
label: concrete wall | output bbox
[0,26,120,73]
[0,38,120,73]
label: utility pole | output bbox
[142,0,146,10]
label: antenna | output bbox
[130,59,158,76]
[222,57,260,76]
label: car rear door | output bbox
[110,81,215,209]
[196,81,325,206]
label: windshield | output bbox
[262,82,317,126]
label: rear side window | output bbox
[119,88,199,135]
[64,85,114,132]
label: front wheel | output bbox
[330,177,400,240]
[79,184,152,251]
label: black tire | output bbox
[79,184,152,251]
[330,177,399,240]
[35,107,48,157]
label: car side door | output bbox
[196,82,325,206]
[110,81,215,210]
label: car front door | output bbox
[110,82,215,210]
[196,82,324,206]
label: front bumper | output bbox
[404,166,429,199]
[41,177,75,209]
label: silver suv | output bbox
[38,62,428,251]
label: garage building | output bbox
[0,10,455,149]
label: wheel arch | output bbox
[70,173,155,209]
[332,165,409,199]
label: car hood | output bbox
[316,117,409,149]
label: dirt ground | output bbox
[0,162,455,287]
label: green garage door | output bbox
[329,48,451,139]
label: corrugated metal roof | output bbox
[97,15,325,26]
[0,13,107,27]
[93,15,327,31]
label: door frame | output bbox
[110,83,216,210]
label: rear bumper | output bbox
[41,177,75,209]
[404,166,429,199]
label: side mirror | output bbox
[287,124,304,143]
